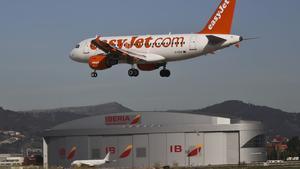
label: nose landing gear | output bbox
[91,71,98,78]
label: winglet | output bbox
[199,0,236,34]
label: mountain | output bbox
[0,106,87,153]
[187,100,300,137]
[26,102,131,116]
[1,102,132,133]
[0,102,132,153]
[1,100,300,153]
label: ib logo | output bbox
[187,144,203,157]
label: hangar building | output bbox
[43,112,266,168]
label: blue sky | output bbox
[0,0,299,112]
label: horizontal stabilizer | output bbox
[206,35,227,45]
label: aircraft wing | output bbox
[91,36,165,63]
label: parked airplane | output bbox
[71,152,110,167]
[69,0,243,78]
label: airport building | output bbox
[43,112,266,168]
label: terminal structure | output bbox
[43,112,266,168]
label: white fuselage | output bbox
[71,152,110,167]
[69,33,241,64]
[71,159,106,167]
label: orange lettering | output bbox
[162,37,171,47]
[117,39,126,49]
[154,37,163,48]
[124,37,137,49]
[134,38,144,48]
[171,37,184,47]
[109,39,116,46]
[144,37,153,48]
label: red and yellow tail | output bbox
[199,0,236,34]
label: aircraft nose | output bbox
[69,48,79,61]
[69,49,75,60]
[69,48,87,63]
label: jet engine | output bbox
[88,55,112,70]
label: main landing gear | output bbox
[160,69,170,77]
[160,65,170,77]
[91,71,98,78]
[127,64,171,78]
[90,65,171,78]
[128,68,139,77]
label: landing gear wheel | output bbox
[91,71,98,78]
[160,69,170,77]
[133,69,139,77]
[165,69,170,77]
[128,69,135,77]
[128,68,139,77]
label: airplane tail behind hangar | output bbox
[199,0,236,34]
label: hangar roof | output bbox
[43,112,263,137]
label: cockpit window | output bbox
[75,44,80,48]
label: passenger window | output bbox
[75,44,80,48]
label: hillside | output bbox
[188,100,300,137]
[26,102,131,116]
[0,103,132,153]
[1,101,300,153]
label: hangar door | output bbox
[47,137,66,167]
[226,132,239,164]
[133,135,149,168]
[204,132,239,165]
[185,133,204,166]
[149,134,167,166]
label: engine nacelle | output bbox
[137,64,161,71]
[88,55,111,70]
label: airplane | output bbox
[69,0,243,78]
[71,152,110,167]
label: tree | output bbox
[287,136,300,156]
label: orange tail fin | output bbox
[199,0,236,34]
